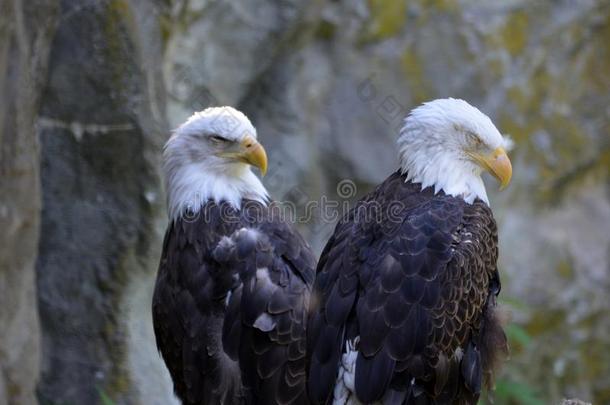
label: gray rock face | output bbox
[0,0,58,404]
[1,0,609,404]
[164,0,312,110]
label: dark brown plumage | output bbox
[307,171,508,404]
[153,200,316,405]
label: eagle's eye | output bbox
[209,135,229,145]
[466,131,483,148]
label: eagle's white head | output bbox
[398,98,513,205]
[163,106,269,220]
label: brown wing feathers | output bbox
[214,227,313,404]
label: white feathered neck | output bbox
[164,162,269,221]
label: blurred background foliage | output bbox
[1,0,609,404]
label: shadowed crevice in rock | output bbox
[35,1,163,404]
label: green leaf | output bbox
[96,387,116,405]
[505,323,532,347]
[495,379,545,405]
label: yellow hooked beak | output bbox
[230,135,268,176]
[470,147,512,190]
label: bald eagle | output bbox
[307,99,511,404]
[152,107,316,404]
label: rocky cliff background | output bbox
[0,0,609,404]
